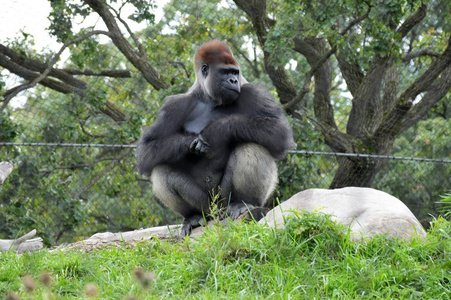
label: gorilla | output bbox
[136,40,294,236]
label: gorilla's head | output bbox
[194,41,246,106]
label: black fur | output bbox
[137,74,294,236]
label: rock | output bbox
[0,230,44,253]
[0,161,13,185]
[259,187,426,241]
[52,225,182,252]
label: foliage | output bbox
[1,214,450,298]
[439,193,451,219]
[0,111,20,142]
[0,0,450,244]
[375,115,451,223]
[275,117,334,202]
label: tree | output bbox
[233,0,451,187]
[2,0,449,188]
[0,0,450,242]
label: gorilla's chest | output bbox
[184,101,233,134]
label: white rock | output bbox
[259,187,426,241]
[0,161,13,185]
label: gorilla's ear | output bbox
[201,64,209,78]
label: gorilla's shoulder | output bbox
[162,93,192,109]
[241,83,272,96]
[240,83,276,102]
[241,82,265,90]
[164,93,188,103]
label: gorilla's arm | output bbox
[136,98,196,176]
[201,84,295,159]
[202,115,293,160]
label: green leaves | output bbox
[48,0,76,42]
[127,0,156,23]
[266,0,427,68]
[0,111,20,142]
[439,193,451,219]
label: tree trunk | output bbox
[330,157,385,188]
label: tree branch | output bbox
[52,157,117,171]
[373,37,451,139]
[0,31,110,108]
[342,4,429,140]
[168,61,191,79]
[100,100,126,123]
[0,44,87,89]
[289,38,336,130]
[396,4,427,38]
[285,42,336,111]
[233,0,297,108]
[399,65,451,133]
[61,68,132,78]
[333,5,373,97]
[0,45,127,124]
[339,4,372,35]
[402,49,441,62]
[0,51,81,101]
[227,39,260,78]
[287,5,371,113]
[84,0,169,90]
[336,54,364,96]
[79,120,107,138]
[106,3,148,58]
[399,36,451,105]
[308,116,361,154]
[346,55,392,137]
[380,66,400,116]
[233,0,268,44]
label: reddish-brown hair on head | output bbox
[194,40,238,70]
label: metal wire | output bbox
[0,142,136,148]
[289,150,451,164]
[1,142,450,164]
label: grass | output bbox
[1,212,450,299]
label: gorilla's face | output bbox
[203,64,241,106]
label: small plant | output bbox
[438,192,451,219]
[208,188,227,221]
[283,210,347,255]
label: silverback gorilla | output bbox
[136,41,294,236]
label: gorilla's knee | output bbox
[221,143,278,206]
[150,165,182,214]
[151,165,210,218]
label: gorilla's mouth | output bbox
[221,87,240,104]
[222,86,240,94]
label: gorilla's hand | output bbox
[190,136,211,156]
[180,214,206,237]
[197,118,230,152]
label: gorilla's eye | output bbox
[220,67,239,75]
[201,64,209,78]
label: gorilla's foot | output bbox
[239,206,271,222]
[224,202,255,220]
[224,202,270,221]
[180,214,206,237]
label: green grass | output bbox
[1,212,450,299]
